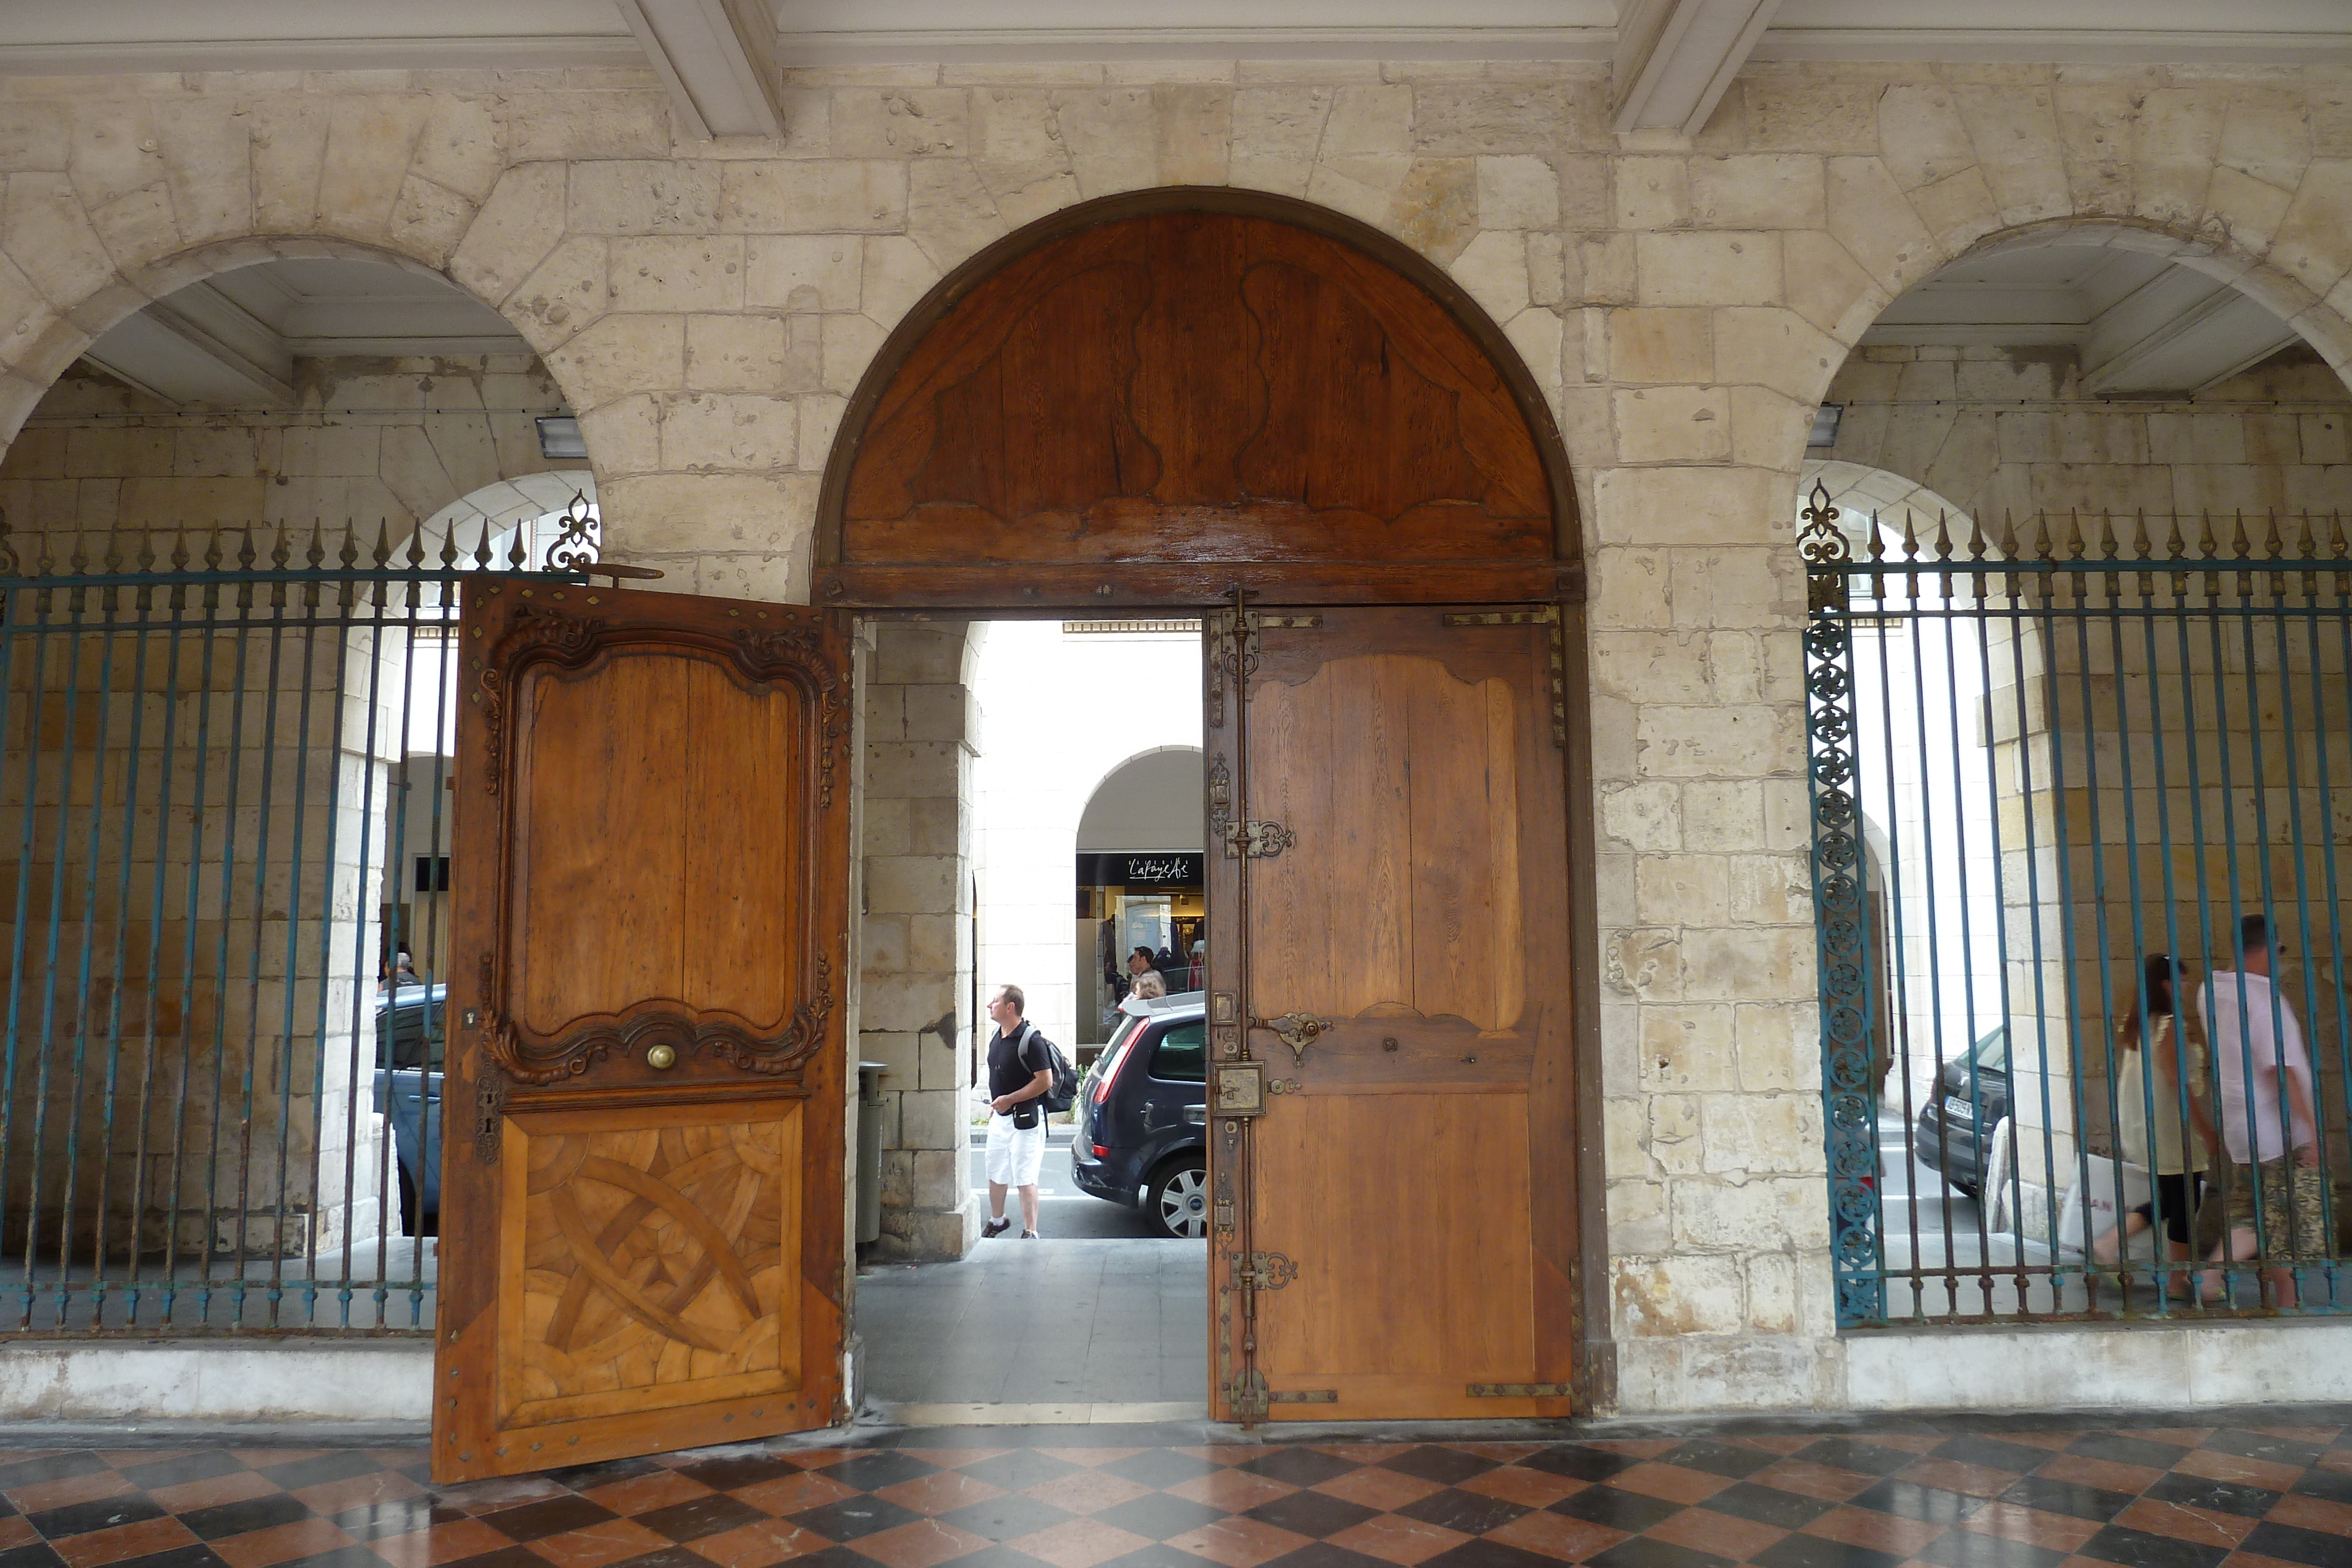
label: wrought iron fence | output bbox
[0,514,598,1335]
[1804,489,2352,1328]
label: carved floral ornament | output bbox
[469,599,849,1098]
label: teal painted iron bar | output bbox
[1808,502,2351,1323]
[0,516,580,1337]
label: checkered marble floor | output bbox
[5,1419,2351,1568]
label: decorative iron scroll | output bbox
[1798,480,1885,1329]
[1234,1252,1299,1292]
[542,490,602,573]
[1222,819,1297,860]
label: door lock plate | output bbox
[1212,1062,1265,1116]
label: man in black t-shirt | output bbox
[982,984,1054,1239]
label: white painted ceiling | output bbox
[2,0,2346,72]
[1866,246,2303,397]
[85,259,531,408]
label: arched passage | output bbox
[830,189,1602,1424]
[1805,218,2352,1323]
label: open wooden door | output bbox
[433,581,852,1482]
[1206,604,1579,1422]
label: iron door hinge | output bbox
[1468,1382,1573,1398]
[1228,1371,1337,1419]
[1234,1251,1298,1292]
[1222,819,1296,859]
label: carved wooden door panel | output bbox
[1207,606,1577,1422]
[434,582,852,1482]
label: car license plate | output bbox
[1943,1095,1977,1122]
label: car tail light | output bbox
[1093,1144,1110,1158]
[1091,1024,1139,1106]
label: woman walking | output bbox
[2091,954,2221,1296]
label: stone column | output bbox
[857,621,983,1261]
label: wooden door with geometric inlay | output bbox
[1205,604,1578,1422]
[434,581,852,1482]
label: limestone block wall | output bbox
[2,58,2352,1405]
[858,620,980,1262]
[1818,345,2352,537]
[0,356,572,546]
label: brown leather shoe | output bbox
[981,1217,1011,1238]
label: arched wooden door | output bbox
[824,192,1605,1423]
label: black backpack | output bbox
[1020,1024,1080,1113]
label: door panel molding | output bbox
[471,586,851,1088]
[1208,603,1583,1424]
[437,584,851,1483]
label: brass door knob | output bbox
[645,1044,677,1070]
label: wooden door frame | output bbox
[823,187,1615,1413]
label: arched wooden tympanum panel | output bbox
[817,192,1576,609]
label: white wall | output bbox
[972,623,1202,1057]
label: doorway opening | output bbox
[855,615,1214,1420]
[828,190,1599,1429]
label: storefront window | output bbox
[1074,851,1205,1048]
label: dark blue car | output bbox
[374,982,445,1233]
[1070,991,1208,1238]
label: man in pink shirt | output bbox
[2200,914,2327,1307]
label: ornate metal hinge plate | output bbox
[1252,1012,1331,1063]
[1223,820,1296,859]
[1468,1383,1572,1398]
[1235,1251,1298,1292]
[1228,1372,1337,1419]
[1443,606,1566,748]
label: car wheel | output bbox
[1147,1158,1209,1239]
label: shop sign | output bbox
[1076,851,1205,887]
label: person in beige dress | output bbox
[2092,954,2221,1296]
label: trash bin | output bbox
[856,1062,890,1245]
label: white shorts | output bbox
[985,1111,1047,1186]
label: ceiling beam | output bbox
[84,295,297,409]
[1613,0,1781,135]
[2083,283,2300,397]
[615,0,783,140]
